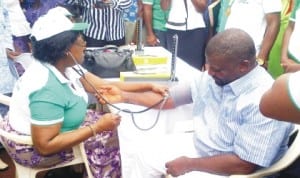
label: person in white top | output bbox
[219,0,281,69]
[161,0,208,70]
[4,0,32,77]
[4,0,31,53]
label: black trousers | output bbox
[166,28,208,70]
[84,35,126,47]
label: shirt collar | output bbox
[43,63,70,84]
[225,65,263,96]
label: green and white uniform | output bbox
[9,60,88,134]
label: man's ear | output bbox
[239,59,251,73]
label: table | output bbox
[110,46,200,177]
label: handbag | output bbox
[83,45,136,78]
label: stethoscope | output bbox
[69,52,169,131]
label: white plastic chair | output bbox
[165,124,300,178]
[0,93,93,178]
[229,124,300,178]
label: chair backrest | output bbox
[0,93,93,178]
[230,124,300,178]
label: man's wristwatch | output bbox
[256,58,265,66]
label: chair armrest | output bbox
[0,94,31,144]
[0,94,11,106]
[0,128,33,145]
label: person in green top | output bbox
[142,0,169,48]
[280,0,300,73]
[268,0,294,78]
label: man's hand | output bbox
[146,34,159,46]
[281,58,300,73]
[165,156,192,177]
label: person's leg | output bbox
[130,132,228,178]
[166,29,175,53]
[83,110,122,178]
[125,20,136,44]
[178,29,206,70]
[166,28,206,70]
[0,116,73,168]
[178,171,228,178]
[129,132,197,178]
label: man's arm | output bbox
[257,12,280,67]
[161,0,171,11]
[279,21,300,73]
[166,154,257,177]
[93,78,194,111]
[97,84,175,109]
[143,3,159,46]
[281,21,294,62]
[191,0,207,12]
[80,71,168,95]
[281,62,300,73]
[121,90,175,109]
[97,82,195,109]
[260,73,300,123]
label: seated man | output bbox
[98,28,294,178]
